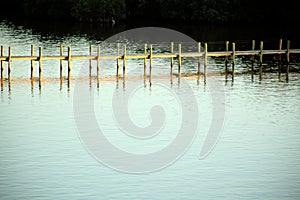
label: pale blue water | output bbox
[1,19,300,199]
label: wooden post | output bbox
[116,43,120,79]
[178,43,182,77]
[149,44,153,86]
[198,42,201,75]
[8,46,12,81]
[97,46,100,87]
[278,39,282,80]
[31,44,34,80]
[0,46,3,79]
[144,44,147,88]
[170,42,174,76]
[67,46,71,81]
[123,44,126,78]
[60,44,63,79]
[225,41,229,73]
[286,40,290,81]
[251,40,255,73]
[144,43,147,78]
[259,41,263,80]
[89,44,92,77]
[204,43,207,84]
[197,42,201,85]
[232,42,235,81]
[38,46,42,81]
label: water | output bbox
[1,19,300,199]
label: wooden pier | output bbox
[0,39,299,86]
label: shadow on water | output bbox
[0,16,126,42]
[2,16,300,45]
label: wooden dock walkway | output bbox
[1,39,299,85]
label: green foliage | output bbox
[71,0,126,22]
[7,0,300,24]
[23,0,74,19]
[132,0,298,23]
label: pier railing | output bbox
[1,39,299,84]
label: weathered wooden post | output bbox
[286,40,290,82]
[198,42,201,78]
[89,44,92,77]
[170,42,174,76]
[38,46,42,82]
[225,41,229,73]
[123,44,126,79]
[144,43,147,78]
[1,46,4,80]
[178,43,182,77]
[97,46,100,88]
[197,42,202,85]
[31,44,34,80]
[116,43,120,80]
[259,41,263,80]
[60,44,63,79]
[278,39,282,78]
[8,46,12,81]
[149,44,153,86]
[204,43,208,84]
[67,46,71,81]
[251,40,255,78]
[232,42,236,81]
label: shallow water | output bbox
[0,19,300,199]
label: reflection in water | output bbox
[1,68,298,94]
[0,79,3,92]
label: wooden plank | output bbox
[71,55,96,59]
[11,56,61,60]
[0,49,299,62]
[152,53,176,58]
[235,50,260,56]
[125,54,148,59]
[181,53,203,57]
[289,49,300,53]
[207,51,232,57]
[262,50,286,55]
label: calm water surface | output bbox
[0,19,300,199]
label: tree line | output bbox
[0,0,298,24]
